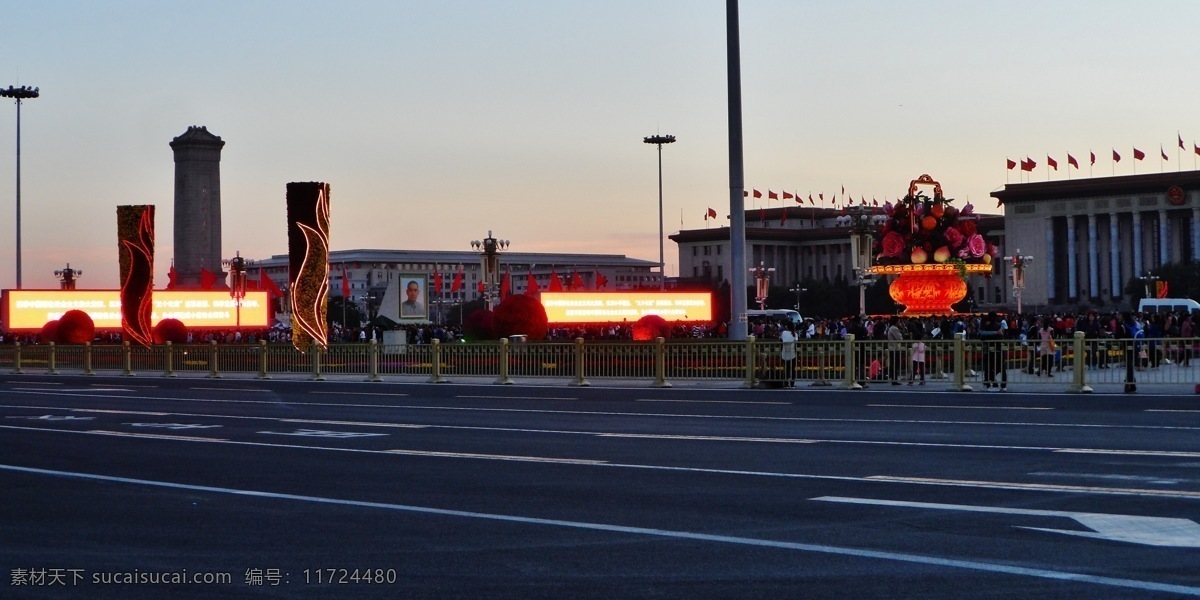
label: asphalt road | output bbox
[3,376,1200,599]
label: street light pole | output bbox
[1,85,39,289]
[471,231,509,311]
[54,263,82,290]
[224,252,247,335]
[644,134,675,291]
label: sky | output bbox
[2,0,1199,289]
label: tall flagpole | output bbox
[727,0,748,340]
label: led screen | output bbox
[540,292,712,324]
[1,290,271,331]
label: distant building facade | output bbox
[671,207,1009,309]
[992,171,1200,309]
[251,248,660,318]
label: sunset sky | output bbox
[2,1,1198,289]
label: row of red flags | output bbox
[166,265,285,297]
[1010,135,1200,172]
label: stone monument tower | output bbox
[170,126,226,289]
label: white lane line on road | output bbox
[12,390,1200,433]
[864,476,1200,499]
[316,391,410,397]
[1146,409,1200,414]
[812,496,1200,547]
[1029,472,1186,485]
[385,449,607,465]
[71,409,171,416]
[594,433,815,444]
[636,399,791,405]
[1056,449,1200,458]
[455,395,579,401]
[191,387,270,392]
[6,423,1200,501]
[3,464,1197,597]
[85,430,229,443]
[868,404,1052,411]
[280,419,428,429]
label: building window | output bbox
[692,247,698,257]
[716,246,722,255]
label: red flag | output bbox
[166,264,177,290]
[433,269,443,294]
[1195,143,1200,157]
[594,270,608,289]
[1180,133,1186,150]
[1133,147,1145,161]
[341,265,351,298]
[1112,149,1121,163]
[526,272,539,295]
[199,267,217,290]
[793,191,801,204]
[705,207,717,220]
[451,264,463,293]
[1047,156,1057,170]
[818,193,824,202]
[743,190,748,197]
[500,269,511,299]
[259,269,283,297]
[752,189,762,198]
[872,198,879,206]
[808,194,814,205]
[570,270,584,289]
[1161,145,1169,161]
[477,280,484,294]
[1090,151,1096,166]
[548,269,563,292]
[1006,158,1016,170]
[768,190,778,200]
[1067,154,1079,169]
[782,191,793,201]
[1019,158,1034,172]
[1158,281,1169,299]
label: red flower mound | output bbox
[40,320,60,344]
[632,315,671,341]
[153,318,189,344]
[57,310,96,344]
[462,309,494,342]
[492,294,548,340]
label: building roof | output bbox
[251,249,658,269]
[991,171,1200,204]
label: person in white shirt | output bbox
[779,325,797,388]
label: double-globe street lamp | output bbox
[643,134,675,291]
[1,85,40,289]
[223,252,247,334]
[54,263,82,290]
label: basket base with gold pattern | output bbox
[868,263,992,315]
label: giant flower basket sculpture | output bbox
[867,175,996,314]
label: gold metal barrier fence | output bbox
[5,334,1197,391]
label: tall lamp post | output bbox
[643,134,675,290]
[840,204,880,317]
[750,261,775,310]
[1,85,39,289]
[1003,251,1033,314]
[470,231,509,311]
[54,263,82,290]
[789,285,806,312]
[223,252,247,335]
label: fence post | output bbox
[83,342,94,376]
[743,335,757,388]
[208,340,220,378]
[812,339,831,387]
[951,333,971,391]
[367,339,383,382]
[427,338,446,384]
[1068,330,1093,393]
[652,337,670,388]
[258,340,270,380]
[310,346,325,381]
[495,338,513,385]
[47,342,58,375]
[841,334,862,390]
[13,341,21,374]
[164,341,176,378]
[571,338,592,387]
[122,341,133,376]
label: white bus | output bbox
[1137,298,1200,315]
[746,309,802,326]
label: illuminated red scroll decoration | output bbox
[117,205,156,347]
[286,182,330,353]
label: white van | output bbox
[1137,298,1200,315]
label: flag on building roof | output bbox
[1006,158,1016,170]
[526,272,539,295]
[500,269,511,299]
[259,269,283,297]
[594,270,608,289]
[752,189,762,198]
[1161,145,1169,161]
[705,207,717,220]
[768,190,778,200]
[1133,147,1145,161]
[571,270,584,289]
[548,270,563,292]
[341,265,351,298]
[433,269,443,294]
[1047,156,1058,170]
[1067,154,1079,169]
[1112,149,1121,163]
[451,264,463,293]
